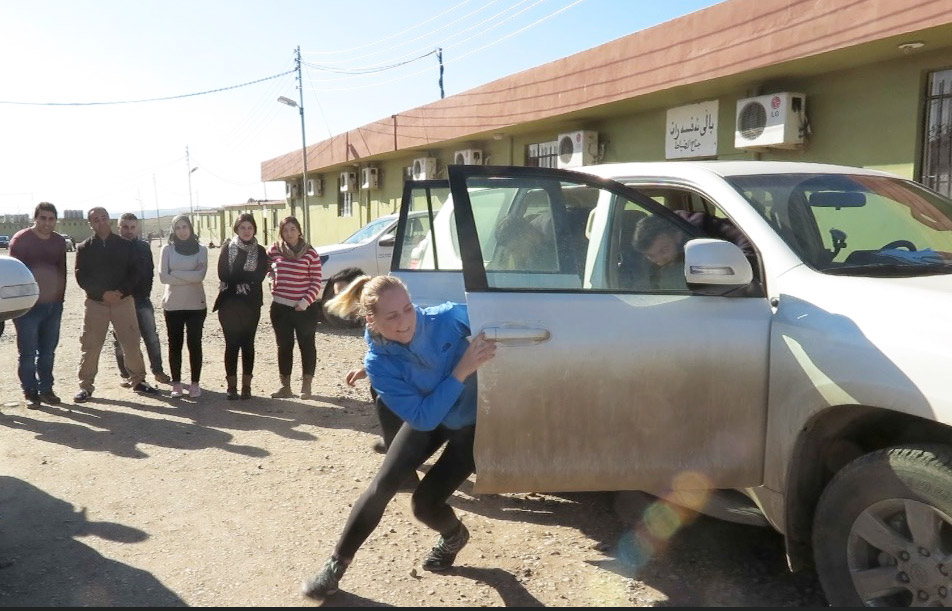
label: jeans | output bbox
[14,301,64,394]
[164,309,207,383]
[114,297,165,377]
[270,302,319,377]
[218,300,261,378]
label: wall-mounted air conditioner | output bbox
[556,130,598,168]
[340,171,357,193]
[285,181,300,198]
[361,167,379,190]
[411,157,437,180]
[735,92,807,149]
[453,149,483,165]
[306,177,323,197]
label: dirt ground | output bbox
[0,245,827,607]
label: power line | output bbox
[302,49,439,75]
[0,69,296,106]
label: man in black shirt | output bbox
[73,207,159,403]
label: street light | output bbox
[277,94,309,240]
[187,166,198,215]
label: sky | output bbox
[0,0,720,217]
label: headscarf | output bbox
[168,214,200,256]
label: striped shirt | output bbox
[267,244,322,308]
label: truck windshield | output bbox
[342,217,393,245]
[726,173,952,276]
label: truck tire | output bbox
[812,445,952,607]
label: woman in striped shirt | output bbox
[267,216,322,398]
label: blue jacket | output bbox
[364,302,476,431]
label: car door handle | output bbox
[481,326,550,344]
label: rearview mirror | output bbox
[809,191,866,208]
[378,233,396,247]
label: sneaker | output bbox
[153,372,172,384]
[302,557,348,600]
[188,383,201,398]
[132,382,159,396]
[38,392,61,406]
[170,383,184,398]
[422,521,469,572]
[24,390,40,409]
[73,389,92,403]
[119,377,133,388]
[372,439,387,454]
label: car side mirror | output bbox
[684,238,754,295]
[378,233,396,247]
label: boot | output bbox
[240,374,253,400]
[270,375,296,398]
[226,376,238,400]
[300,375,313,399]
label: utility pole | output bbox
[153,174,161,239]
[437,47,444,99]
[137,189,145,236]
[295,45,310,242]
[186,145,195,215]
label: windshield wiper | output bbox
[822,263,952,277]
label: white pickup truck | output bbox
[390,162,952,607]
[315,211,430,326]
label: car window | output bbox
[342,216,393,244]
[396,185,453,270]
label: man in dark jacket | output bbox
[112,213,171,387]
[73,207,159,403]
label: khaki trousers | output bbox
[78,296,146,393]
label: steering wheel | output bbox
[879,240,916,251]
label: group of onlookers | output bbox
[9,203,321,406]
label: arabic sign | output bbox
[665,100,718,159]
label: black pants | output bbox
[374,392,405,449]
[269,302,319,377]
[334,423,476,561]
[217,301,260,378]
[165,309,207,383]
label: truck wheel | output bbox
[812,445,952,607]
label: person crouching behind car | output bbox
[301,275,496,601]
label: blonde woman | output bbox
[301,276,496,601]
[159,215,208,398]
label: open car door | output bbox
[444,165,772,495]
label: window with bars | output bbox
[525,140,559,168]
[922,68,952,198]
[338,191,353,217]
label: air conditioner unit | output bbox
[556,130,598,168]
[285,181,300,198]
[453,149,483,165]
[735,92,807,149]
[306,177,323,197]
[361,167,379,190]
[411,157,437,180]
[339,171,357,193]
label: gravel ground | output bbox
[0,246,827,606]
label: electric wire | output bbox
[0,69,296,106]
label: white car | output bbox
[0,256,39,322]
[392,161,952,607]
[316,210,430,326]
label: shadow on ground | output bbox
[0,476,185,606]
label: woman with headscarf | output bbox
[159,215,208,398]
[212,213,269,400]
[267,216,322,399]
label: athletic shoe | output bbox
[73,389,92,403]
[38,392,61,406]
[302,557,348,600]
[422,521,470,571]
[133,382,159,395]
[153,372,172,384]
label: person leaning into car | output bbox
[73,207,159,403]
[9,202,67,407]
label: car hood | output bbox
[316,243,360,257]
